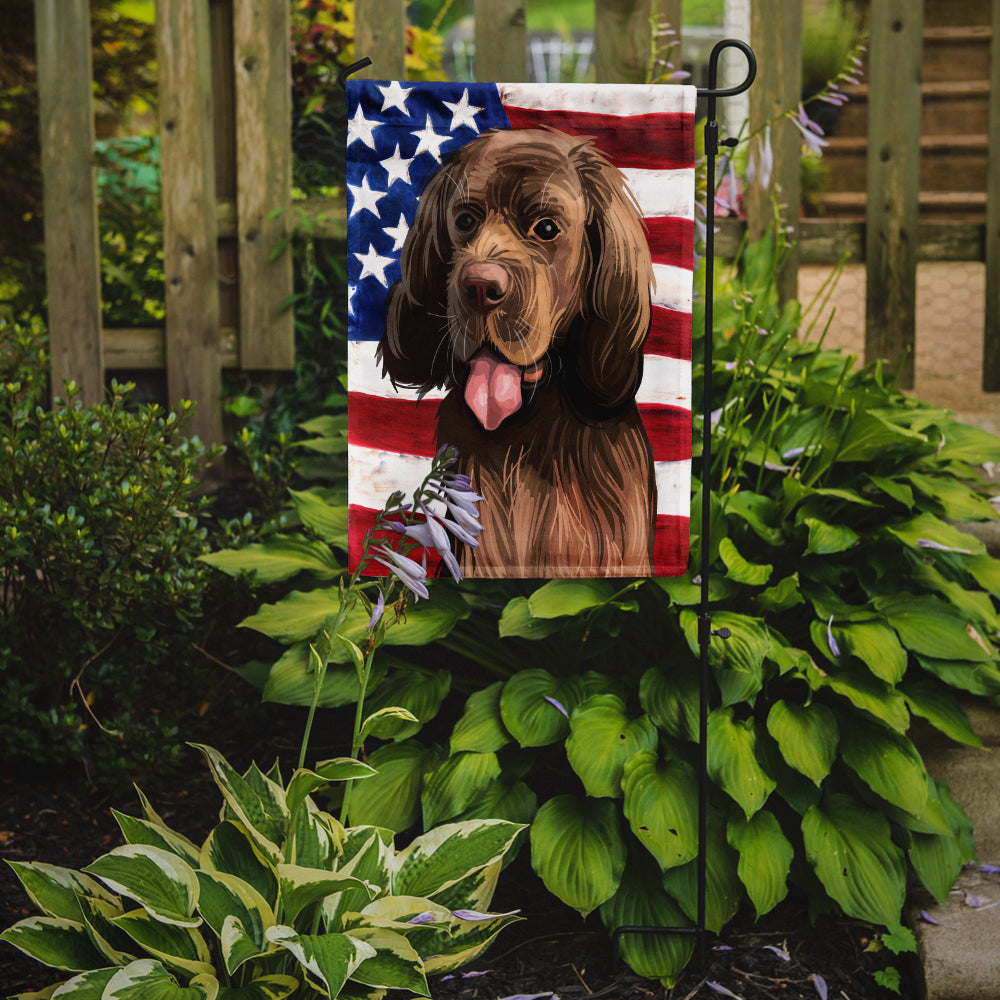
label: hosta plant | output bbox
[1,744,523,999]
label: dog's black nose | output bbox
[462,262,509,313]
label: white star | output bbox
[411,115,451,162]
[347,105,380,149]
[347,282,357,316]
[348,175,386,219]
[380,144,414,187]
[355,244,395,287]
[384,213,410,251]
[378,81,412,114]
[443,89,484,133]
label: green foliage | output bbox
[0,317,220,783]
[1,744,524,998]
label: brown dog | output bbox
[377,127,656,577]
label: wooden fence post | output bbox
[34,0,104,405]
[474,0,527,82]
[983,0,1000,390]
[157,0,223,445]
[746,0,801,306]
[354,0,406,79]
[233,0,294,370]
[594,0,655,84]
[864,0,923,389]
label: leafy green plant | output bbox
[1,743,524,998]
[0,317,220,783]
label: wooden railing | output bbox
[32,0,1000,445]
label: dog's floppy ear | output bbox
[377,164,456,394]
[566,142,653,413]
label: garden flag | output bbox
[347,80,696,578]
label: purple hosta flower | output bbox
[544,695,569,718]
[827,616,842,657]
[370,544,429,600]
[747,125,774,191]
[706,983,742,999]
[441,970,493,981]
[407,911,438,925]
[497,994,558,1000]
[451,908,521,921]
[919,909,958,929]
[917,538,973,555]
[812,974,828,1000]
[715,156,742,216]
[791,104,829,156]
[388,501,463,581]
[763,944,791,962]
[979,864,1000,874]
[367,590,385,631]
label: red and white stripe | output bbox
[349,83,695,576]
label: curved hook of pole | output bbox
[337,57,373,91]
[697,39,757,98]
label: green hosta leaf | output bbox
[803,517,859,556]
[906,473,998,522]
[362,667,451,740]
[935,421,1000,464]
[288,488,348,546]
[866,474,914,509]
[346,926,428,994]
[839,718,929,816]
[450,682,511,754]
[499,670,584,747]
[453,779,538,827]
[681,610,770,706]
[765,700,838,786]
[111,909,214,978]
[599,852,694,987]
[527,579,617,618]
[0,916,107,971]
[661,810,741,933]
[195,871,273,973]
[103,959,218,999]
[916,655,1000,697]
[190,746,287,862]
[967,553,1000,597]
[802,793,906,926]
[260,643,386,709]
[265,926,375,997]
[200,535,342,584]
[727,811,793,917]
[112,812,201,868]
[5,862,118,923]
[707,708,776,818]
[724,490,784,545]
[809,661,910,732]
[639,664,699,742]
[886,512,985,557]
[565,695,658,798]
[911,562,1000,633]
[393,820,524,900]
[360,706,421,742]
[347,740,441,832]
[83,846,200,928]
[874,594,995,662]
[530,795,626,917]
[755,573,804,614]
[497,597,564,639]
[421,751,502,828]
[901,680,982,748]
[909,811,966,906]
[718,537,772,585]
[216,975,299,1000]
[835,621,907,684]
[621,751,698,870]
[277,865,374,925]
[200,822,278,910]
[835,410,927,463]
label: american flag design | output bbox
[346,80,695,577]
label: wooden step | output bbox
[922,25,993,83]
[813,190,987,222]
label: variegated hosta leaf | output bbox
[450,681,511,754]
[765,700,838,786]
[4,862,118,922]
[214,974,299,999]
[420,751,502,829]
[323,829,393,931]
[424,859,501,916]
[190,745,287,863]
[621,751,699,871]
[565,695,658,799]
[265,926,376,998]
[288,802,343,870]
[200,822,278,910]
[345,926,429,995]
[529,795,626,917]
[285,760,376,823]
[802,793,906,926]
[110,908,214,978]
[77,894,136,966]
[0,916,107,972]
[727,810,793,918]
[599,853,694,987]
[276,864,376,925]
[102,959,218,999]
[195,870,274,973]
[706,707,776,819]
[83,846,200,928]
[112,811,201,868]
[391,820,524,901]
[47,966,118,997]
[422,907,522,975]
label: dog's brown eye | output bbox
[455,211,478,234]
[533,218,560,241]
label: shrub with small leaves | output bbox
[0,317,220,782]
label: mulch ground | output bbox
[1,739,913,1000]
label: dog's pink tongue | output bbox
[465,348,522,431]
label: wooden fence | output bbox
[33,0,1000,444]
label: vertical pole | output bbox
[474,0,527,82]
[864,0,923,389]
[157,0,223,445]
[34,0,104,405]
[354,0,406,80]
[747,0,801,305]
[983,0,1000,390]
